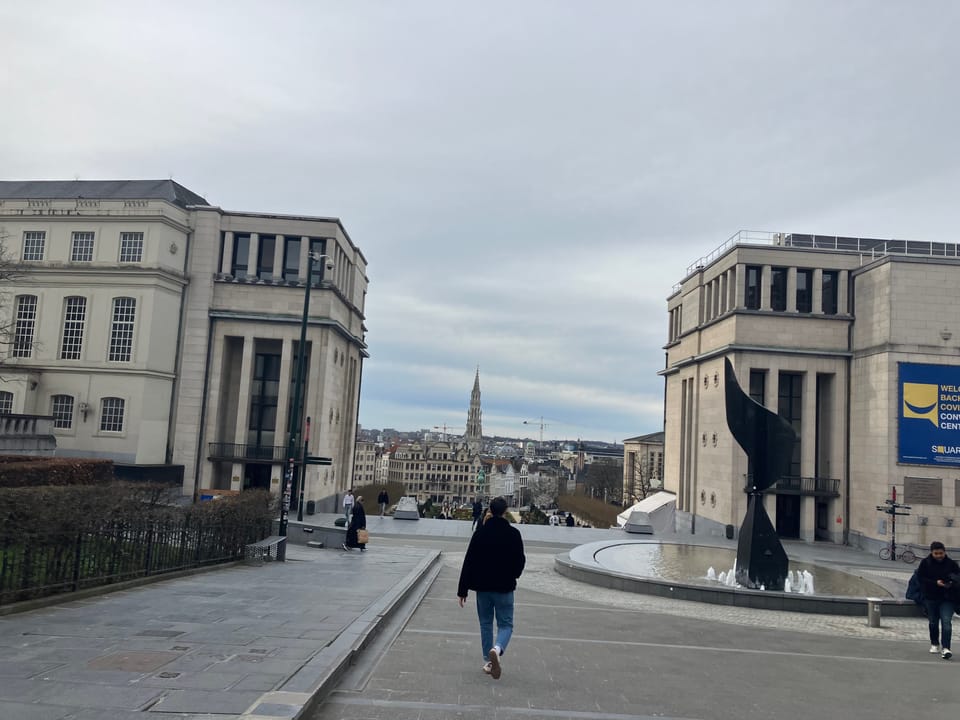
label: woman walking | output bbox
[343,495,368,552]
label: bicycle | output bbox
[879,545,916,563]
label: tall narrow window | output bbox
[749,369,766,405]
[100,397,125,432]
[309,238,326,286]
[796,269,812,313]
[71,232,95,262]
[60,297,87,360]
[108,297,136,362]
[745,266,761,309]
[770,267,787,311]
[249,352,281,449]
[0,391,12,414]
[778,373,803,478]
[283,237,301,281]
[22,231,46,261]
[119,232,144,263]
[51,395,74,429]
[13,295,38,358]
[257,235,276,280]
[822,270,838,315]
[232,234,250,278]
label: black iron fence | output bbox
[0,519,271,606]
[743,475,841,497]
[208,443,288,463]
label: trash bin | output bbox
[867,597,883,628]
[306,500,316,515]
[724,524,735,540]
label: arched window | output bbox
[100,397,125,432]
[50,395,74,429]
[0,391,13,415]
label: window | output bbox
[71,232,95,262]
[119,232,144,263]
[745,266,761,309]
[249,352,281,448]
[22,231,46,261]
[778,372,803,477]
[13,295,38,358]
[822,270,838,315]
[770,267,787,311]
[796,269,812,313]
[749,369,766,405]
[0,391,12,414]
[231,234,250,278]
[100,397,125,432]
[283,237,301,281]
[51,395,74,429]
[309,238,326,286]
[108,297,136,362]
[257,235,276,280]
[60,297,87,360]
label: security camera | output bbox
[325,260,335,271]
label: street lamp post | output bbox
[279,251,333,555]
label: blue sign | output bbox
[898,362,960,465]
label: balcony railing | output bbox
[208,443,289,463]
[743,475,841,497]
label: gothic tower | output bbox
[465,368,483,454]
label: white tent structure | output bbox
[616,491,676,534]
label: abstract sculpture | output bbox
[723,358,797,590]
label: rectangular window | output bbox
[22,231,46,261]
[257,235,276,280]
[249,352,281,448]
[770,267,787,311]
[232,234,250,278]
[60,297,87,360]
[119,232,144,263]
[778,372,803,478]
[310,238,326,286]
[749,369,766,406]
[745,266,761,309]
[71,232,95,262]
[0,391,12,414]
[108,298,136,362]
[822,271,838,315]
[100,397,125,432]
[796,269,812,313]
[51,395,74,429]
[283,237,301,281]
[13,295,38,358]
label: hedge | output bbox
[0,456,114,488]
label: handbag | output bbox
[357,529,369,544]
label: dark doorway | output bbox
[244,463,272,490]
[776,495,801,538]
[815,501,831,541]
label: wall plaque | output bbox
[904,476,943,506]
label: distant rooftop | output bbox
[0,180,209,208]
[685,229,960,278]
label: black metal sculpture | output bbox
[723,358,797,590]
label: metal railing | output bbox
[0,519,271,605]
[208,443,288,463]
[743,475,841,497]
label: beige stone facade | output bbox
[663,231,960,549]
[0,181,367,510]
[386,439,483,505]
[622,431,664,502]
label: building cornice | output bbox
[659,343,853,376]
[207,310,369,357]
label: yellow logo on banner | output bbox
[903,383,939,426]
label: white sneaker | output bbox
[942,648,953,660]
[482,661,492,675]
[930,644,941,654]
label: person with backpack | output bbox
[916,541,960,659]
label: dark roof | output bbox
[624,431,665,444]
[0,180,209,208]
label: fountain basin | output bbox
[556,540,922,616]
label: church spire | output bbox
[465,367,483,454]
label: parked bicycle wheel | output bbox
[902,549,916,563]
[879,547,892,560]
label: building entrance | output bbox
[244,463,272,490]
[775,495,801,538]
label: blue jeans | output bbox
[476,591,514,661]
[924,598,956,649]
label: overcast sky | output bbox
[3,2,960,443]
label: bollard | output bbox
[867,597,883,628]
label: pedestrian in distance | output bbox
[343,496,367,552]
[471,498,483,531]
[917,540,960,659]
[565,512,575,527]
[457,496,526,680]
[343,489,355,524]
[378,488,390,516]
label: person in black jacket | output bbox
[916,541,960,659]
[457,496,525,680]
[471,498,484,531]
[377,489,390,516]
[343,496,367,552]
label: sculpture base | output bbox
[735,493,788,591]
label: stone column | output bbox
[233,335,255,448]
[786,267,797,312]
[838,270,849,314]
[812,268,823,314]
[801,371,817,477]
[704,280,712,320]
[221,232,234,274]
[799,496,816,542]
[760,265,772,310]
[273,235,285,282]
[719,272,728,314]
[733,264,745,309]
[248,233,259,280]
[299,236,310,283]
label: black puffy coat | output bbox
[457,516,525,597]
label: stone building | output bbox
[663,231,960,548]
[0,180,368,510]
[386,439,483,505]
[622,431,664,502]
[352,439,380,487]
